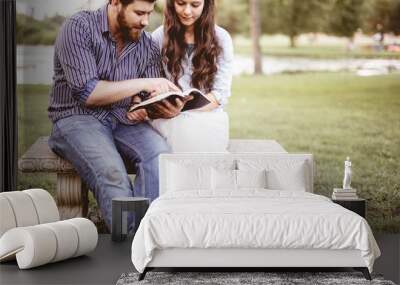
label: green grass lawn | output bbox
[235,44,400,59]
[233,36,400,59]
[17,72,400,233]
[17,85,56,196]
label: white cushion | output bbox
[151,111,229,153]
[0,226,57,268]
[0,218,98,269]
[65,218,98,257]
[211,169,268,192]
[23,189,60,223]
[166,162,212,192]
[0,196,16,237]
[212,168,236,191]
[42,221,79,262]
[266,164,307,191]
[236,169,268,189]
[0,191,39,227]
[238,159,309,191]
[159,153,313,195]
[0,189,59,236]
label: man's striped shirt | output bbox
[48,5,161,125]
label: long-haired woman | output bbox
[151,0,233,152]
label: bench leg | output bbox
[56,173,88,219]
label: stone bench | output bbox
[18,136,286,220]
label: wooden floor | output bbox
[0,234,398,285]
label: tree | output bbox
[260,0,331,48]
[250,0,262,74]
[362,0,396,34]
[216,0,249,35]
[328,0,365,39]
[389,0,400,35]
[16,13,66,45]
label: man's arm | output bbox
[86,78,178,107]
[88,37,180,107]
[56,17,178,108]
[127,37,186,121]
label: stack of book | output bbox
[332,188,358,200]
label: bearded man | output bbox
[48,0,184,231]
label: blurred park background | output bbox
[16,0,400,233]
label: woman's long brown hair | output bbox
[162,0,222,93]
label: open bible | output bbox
[129,88,211,113]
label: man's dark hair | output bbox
[108,0,157,5]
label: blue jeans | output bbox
[48,115,170,230]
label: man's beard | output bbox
[117,9,143,42]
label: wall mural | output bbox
[16,0,400,233]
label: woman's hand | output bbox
[147,96,193,119]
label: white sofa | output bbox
[0,189,98,269]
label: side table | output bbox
[112,197,149,242]
[332,198,366,218]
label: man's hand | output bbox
[127,109,148,122]
[144,78,181,97]
[147,96,193,119]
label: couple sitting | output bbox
[47,0,233,230]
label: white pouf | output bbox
[0,189,98,269]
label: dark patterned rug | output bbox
[116,271,396,285]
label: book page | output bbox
[142,91,184,105]
[183,88,203,97]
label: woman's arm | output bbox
[198,27,234,112]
